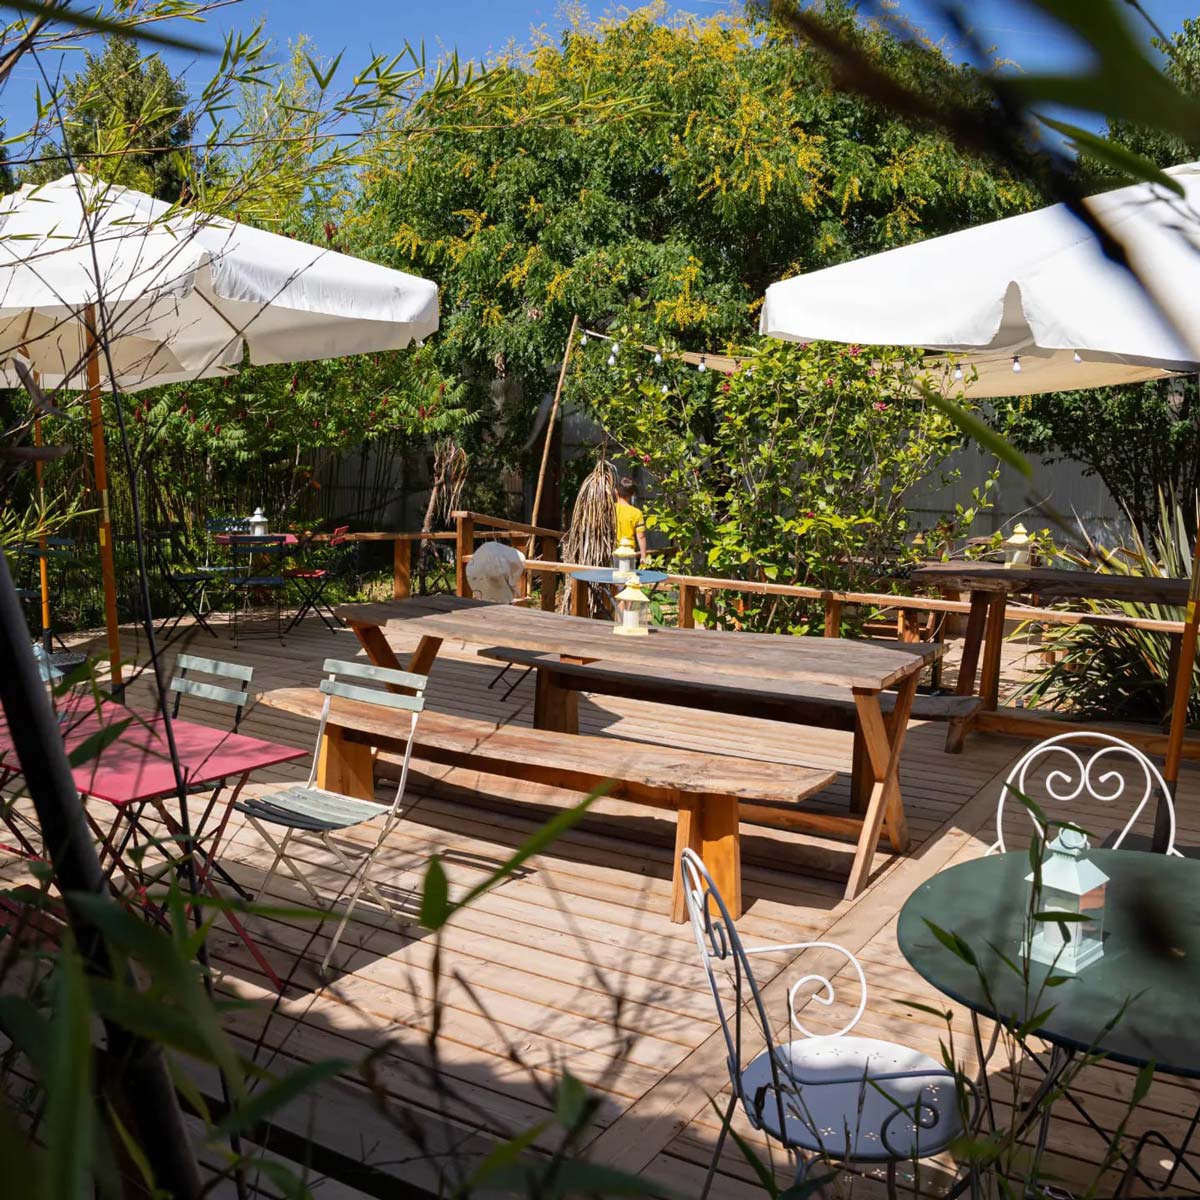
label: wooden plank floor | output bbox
[27,605,1200,1196]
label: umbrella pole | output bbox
[33,413,51,651]
[85,308,123,691]
[530,314,578,533]
[1160,526,1200,851]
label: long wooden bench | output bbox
[476,645,983,772]
[262,687,844,921]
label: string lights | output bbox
[1011,355,1022,374]
[576,327,754,377]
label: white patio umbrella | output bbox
[0,173,440,683]
[760,161,1200,397]
[761,160,1200,822]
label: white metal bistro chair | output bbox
[679,849,970,1199]
[234,658,426,973]
[989,731,1180,856]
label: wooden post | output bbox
[824,598,842,638]
[33,413,51,647]
[897,607,920,643]
[86,308,122,689]
[539,535,559,612]
[392,538,411,600]
[570,574,587,618]
[979,595,1007,711]
[455,514,474,598]
[531,315,578,534]
[678,583,696,629]
[1163,529,1200,850]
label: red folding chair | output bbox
[285,525,350,634]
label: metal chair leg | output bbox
[700,1093,738,1200]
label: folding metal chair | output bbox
[227,535,288,645]
[150,531,231,641]
[285,525,351,634]
[234,658,426,973]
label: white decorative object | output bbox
[612,538,638,580]
[465,540,526,603]
[612,577,650,636]
[249,507,269,536]
[1025,828,1108,974]
[1003,522,1031,567]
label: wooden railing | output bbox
[450,511,563,608]
[517,557,1188,642]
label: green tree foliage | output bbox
[572,327,988,631]
[351,4,1042,493]
[23,35,194,200]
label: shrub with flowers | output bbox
[570,326,993,632]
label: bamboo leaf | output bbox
[45,950,93,1200]
[212,1059,354,1140]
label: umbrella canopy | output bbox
[760,161,1200,397]
[0,173,440,688]
[0,173,439,390]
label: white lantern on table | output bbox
[612,577,651,636]
[1024,828,1108,973]
[249,507,270,536]
[612,537,638,581]
[1003,522,1031,568]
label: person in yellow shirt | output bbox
[614,476,649,562]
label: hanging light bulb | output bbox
[607,353,616,367]
[697,356,707,373]
[953,364,963,381]
[1073,350,1082,364]
[1012,355,1022,374]
[654,352,663,365]
[661,383,669,394]
[580,333,588,346]
[612,342,620,355]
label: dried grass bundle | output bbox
[559,457,617,615]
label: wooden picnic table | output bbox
[911,562,1190,713]
[335,595,942,899]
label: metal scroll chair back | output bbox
[990,732,1178,856]
[678,849,867,1142]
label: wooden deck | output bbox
[32,606,1200,1196]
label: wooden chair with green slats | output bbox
[233,658,426,974]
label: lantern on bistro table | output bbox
[612,577,651,636]
[612,537,638,581]
[249,507,270,536]
[1003,522,1031,568]
[1024,828,1108,973]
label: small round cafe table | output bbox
[898,851,1200,1194]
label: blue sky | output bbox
[3,0,1197,137]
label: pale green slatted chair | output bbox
[170,654,254,730]
[233,658,426,974]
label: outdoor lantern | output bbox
[1024,828,1108,974]
[612,538,638,580]
[1003,522,1031,568]
[612,577,651,636]
[249,507,269,536]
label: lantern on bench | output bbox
[612,537,638,581]
[613,577,651,636]
[1024,828,1108,973]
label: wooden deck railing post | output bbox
[824,598,842,638]
[455,515,474,597]
[539,535,559,611]
[570,574,587,617]
[898,607,920,643]
[678,583,697,629]
[393,538,411,600]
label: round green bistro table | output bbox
[898,850,1200,1193]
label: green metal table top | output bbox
[898,850,1200,1078]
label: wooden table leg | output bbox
[850,722,871,815]
[846,675,918,900]
[350,621,443,680]
[533,666,579,733]
[317,725,375,800]
[673,794,741,922]
[979,595,1008,712]
[955,591,990,698]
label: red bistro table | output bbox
[0,699,304,988]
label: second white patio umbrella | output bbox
[761,160,1200,827]
[0,173,440,684]
[760,161,1200,396]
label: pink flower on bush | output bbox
[849,345,861,356]
[721,381,730,393]
[874,401,888,412]
[823,376,834,388]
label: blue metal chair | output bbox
[225,534,288,645]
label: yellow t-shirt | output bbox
[615,500,645,544]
